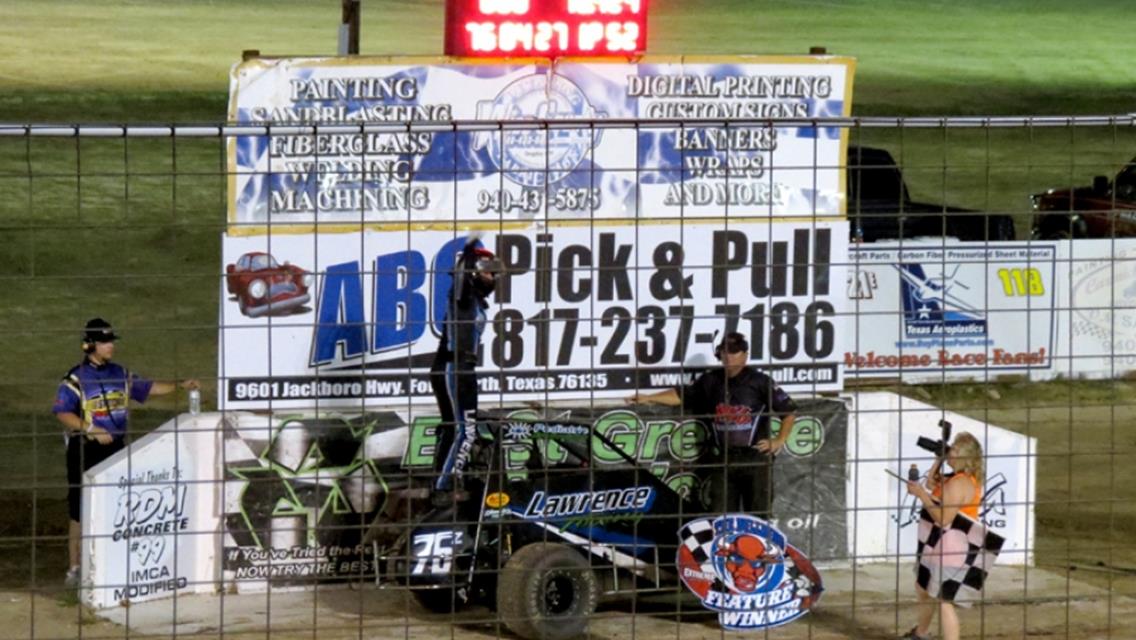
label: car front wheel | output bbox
[497,543,598,640]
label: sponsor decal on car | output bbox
[521,487,654,519]
[485,492,510,509]
[677,515,823,630]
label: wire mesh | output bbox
[0,116,1134,640]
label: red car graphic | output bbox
[225,252,312,317]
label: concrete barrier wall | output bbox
[847,392,1035,566]
[82,414,222,608]
[82,392,1035,607]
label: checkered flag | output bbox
[678,518,731,595]
[915,509,1005,602]
[679,518,717,568]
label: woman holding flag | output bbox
[902,432,994,640]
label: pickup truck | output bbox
[847,146,1016,242]
[1030,155,1136,238]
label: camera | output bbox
[916,419,952,457]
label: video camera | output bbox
[916,419,953,457]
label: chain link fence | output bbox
[1,116,1134,639]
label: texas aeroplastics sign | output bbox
[220,223,847,409]
[843,243,1057,380]
[227,56,854,229]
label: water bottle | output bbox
[908,464,920,482]
[188,388,201,415]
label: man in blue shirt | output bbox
[53,318,199,586]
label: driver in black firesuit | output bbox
[430,238,501,506]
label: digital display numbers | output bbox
[445,0,647,57]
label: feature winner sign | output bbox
[221,224,846,409]
[227,56,853,227]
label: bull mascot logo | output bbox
[677,515,823,631]
[714,532,784,594]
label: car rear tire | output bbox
[497,542,598,640]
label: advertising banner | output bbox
[1063,240,1136,376]
[843,242,1057,381]
[227,56,854,230]
[221,400,848,589]
[773,398,848,563]
[82,417,219,608]
[220,222,848,410]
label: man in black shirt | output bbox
[628,332,797,518]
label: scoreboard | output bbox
[445,0,648,57]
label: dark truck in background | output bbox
[1030,155,1136,239]
[847,146,1016,242]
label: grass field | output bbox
[0,1,1134,632]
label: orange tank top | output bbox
[932,472,982,519]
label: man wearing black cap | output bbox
[628,331,797,519]
[430,239,502,506]
[53,318,200,586]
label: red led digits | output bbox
[446,0,647,57]
[479,0,530,14]
[567,0,641,15]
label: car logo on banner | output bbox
[895,263,987,338]
[677,515,823,630]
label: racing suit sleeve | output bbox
[53,373,82,417]
[446,246,483,366]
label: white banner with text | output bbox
[227,56,854,230]
[82,415,221,609]
[843,239,1136,382]
[219,222,849,410]
[843,242,1058,381]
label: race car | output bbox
[225,252,312,317]
[367,411,823,640]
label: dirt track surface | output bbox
[4,564,1134,640]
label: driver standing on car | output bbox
[628,332,797,519]
[53,318,199,587]
[430,239,502,507]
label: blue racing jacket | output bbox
[53,359,153,440]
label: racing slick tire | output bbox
[497,542,598,640]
